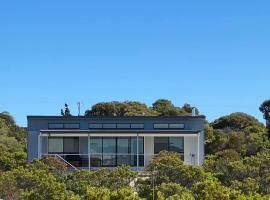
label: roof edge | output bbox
[27,115,206,119]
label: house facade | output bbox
[27,115,205,170]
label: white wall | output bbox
[184,135,203,166]
[144,136,154,166]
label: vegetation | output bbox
[84,99,198,117]
[0,99,270,199]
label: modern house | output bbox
[27,115,205,170]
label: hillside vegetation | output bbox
[0,99,270,200]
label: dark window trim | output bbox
[89,123,145,129]
[153,123,169,129]
[63,123,80,129]
[168,123,185,129]
[89,123,103,129]
[102,123,117,129]
[130,123,144,129]
[153,123,185,129]
[116,123,131,129]
[48,123,64,129]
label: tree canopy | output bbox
[211,112,263,131]
[84,99,199,117]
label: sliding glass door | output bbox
[90,137,144,167]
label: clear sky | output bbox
[0,1,270,127]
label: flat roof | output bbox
[27,115,206,120]
[40,129,200,134]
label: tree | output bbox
[0,112,15,127]
[145,151,208,188]
[211,112,263,131]
[0,171,22,200]
[157,182,194,200]
[61,103,72,117]
[193,178,231,200]
[152,99,176,116]
[123,101,157,116]
[182,104,199,115]
[82,186,110,200]
[259,99,270,137]
[110,187,142,200]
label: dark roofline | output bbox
[27,115,206,120]
[40,129,200,134]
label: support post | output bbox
[197,132,200,166]
[88,134,90,170]
[38,132,41,159]
[136,133,139,171]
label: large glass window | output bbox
[90,137,144,167]
[130,137,144,167]
[90,138,102,154]
[90,138,102,167]
[48,138,63,153]
[48,137,79,154]
[102,138,116,166]
[154,137,184,154]
[117,138,129,166]
[169,137,184,153]
[63,137,79,154]
[154,137,169,154]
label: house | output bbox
[27,115,205,170]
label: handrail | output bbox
[54,154,78,170]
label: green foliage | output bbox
[85,99,198,117]
[259,99,270,120]
[0,111,15,127]
[152,99,176,116]
[211,112,263,131]
[82,186,110,200]
[157,183,194,200]
[0,150,26,171]
[110,187,142,200]
[146,151,209,188]
[192,178,231,200]
[0,171,22,200]
[259,99,270,137]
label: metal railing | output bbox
[41,153,197,170]
[54,154,78,170]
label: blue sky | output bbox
[0,1,270,126]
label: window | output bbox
[154,137,169,154]
[103,123,117,129]
[117,124,130,129]
[89,123,103,129]
[63,137,79,154]
[48,123,63,129]
[153,124,169,129]
[153,123,185,129]
[64,123,80,129]
[169,123,184,129]
[90,138,102,154]
[48,138,63,153]
[117,138,130,166]
[48,137,79,154]
[130,137,144,167]
[154,137,184,154]
[169,137,184,153]
[89,137,144,167]
[102,138,116,166]
[130,123,144,129]
[90,138,102,167]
